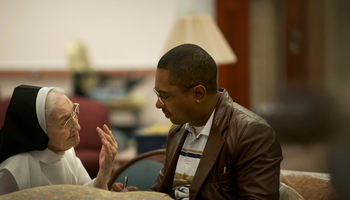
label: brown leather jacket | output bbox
[151,89,283,200]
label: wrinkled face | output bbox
[154,69,195,125]
[46,95,81,154]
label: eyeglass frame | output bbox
[153,85,198,105]
[47,103,79,128]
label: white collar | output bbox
[185,109,215,139]
[31,148,66,164]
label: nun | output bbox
[0,85,120,195]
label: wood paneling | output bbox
[286,0,325,88]
[216,0,250,108]
[286,0,308,83]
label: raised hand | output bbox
[94,124,118,189]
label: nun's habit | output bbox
[0,85,94,195]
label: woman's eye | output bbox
[61,118,70,125]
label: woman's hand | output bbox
[94,124,118,190]
[110,182,139,192]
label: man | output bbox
[0,85,132,195]
[150,44,283,199]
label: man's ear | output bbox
[193,85,206,101]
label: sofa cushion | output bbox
[279,182,304,200]
[0,185,173,200]
[281,170,338,200]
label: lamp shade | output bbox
[163,14,237,65]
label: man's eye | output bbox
[158,93,165,99]
[160,94,168,99]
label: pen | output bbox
[223,166,226,174]
[123,176,128,189]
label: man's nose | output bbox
[155,98,164,109]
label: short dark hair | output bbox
[157,43,218,94]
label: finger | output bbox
[126,186,139,191]
[96,127,118,159]
[103,125,118,143]
[100,136,113,155]
[111,182,124,192]
[101,138,118,161]
[103,124,114,138]
[100,125,118,151]
[103,133,118,148]
[99,125,118,146]
[97,127,115,150]
[96,127,106,141]
[96,127,113,155]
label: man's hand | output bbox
[94,124,118,190]
[110,182,139,192]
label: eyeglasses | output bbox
[48,103,79,128]
[153,85,198,105]
[61,103,79,128]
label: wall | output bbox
[0,0,174,64]
[249,0,286,109]
[0,0,215,128]
[324,0,350,109]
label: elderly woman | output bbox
[0,85,123,195]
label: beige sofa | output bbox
[0,170,338,200]
[280,170,338,200]
[0,185,172,200]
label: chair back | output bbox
[108,149,165,190]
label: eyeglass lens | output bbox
[62,103,79,127]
